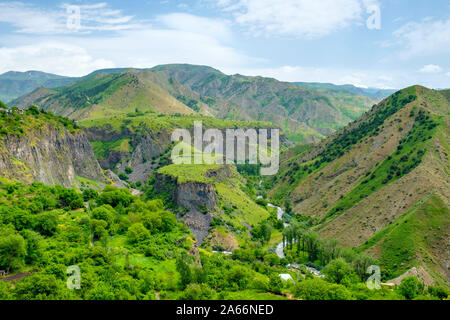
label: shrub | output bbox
[127,223,150,243]
[398,276,424,300]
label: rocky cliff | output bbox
[154,171,218,244]
[0,123,105,187]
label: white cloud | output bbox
[393,18,450,57]
[0,12,258,77]
[0,42,115,76]
[419,64,443,74]
[0,2,138,34]
[216,0,379,38]
[446,72,450,77]
[156,13,232,41]
[221,65,383,88]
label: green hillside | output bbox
[11,70,195,120]
[0,71,78,103]
[151,64,382,143]
[267,86,450,283]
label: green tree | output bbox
[398,276,424,300]
[181,283,215,300]
[82,188,98,201]
[14,274,71,300]
[0,233,26,271]
[127,223,150,243]
[33,212,58,236]
[323,258,353,284]
[20,230,42,264]
[91,205,115,227]
[268,274,283,294]
[176,254,192,290]
[90,219,108,240]
[125,166,133,174]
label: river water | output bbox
[266,199,323,277]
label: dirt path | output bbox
[0,272,31,282]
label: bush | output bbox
[125,166,133,174]
[33,212,58,236]
[0,233,26,271]
[127,223,150,243]
[427,286,449,300]
[91,205,115,227]
[181,283,215,300]
[83,188,98,201]
[398,276,424,300]
[294,278,353,300]
[90,219,108,240]
[323,258,353,284]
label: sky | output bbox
[0,0,449,89]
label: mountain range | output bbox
[7,64,390,143]
[269,85,449,283]
[0,64,448,297]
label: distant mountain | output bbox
[151,64,383,142]
[0,70,78,103]
[293,82,395,99]
[11,69,197,119]
[10,64,390,142]
[269,85,449,283]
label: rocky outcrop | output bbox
[154,171,220,244]
[83,126,172,183]
[0,124,105,187]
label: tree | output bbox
[14,274,71,300]
[226,266,250,289]
[91,205,115,227]
[82,188,98,201]
[33,212,58,236]
[70,197,85,210]
[126,223,150,243]
[269,274,283,294]
[90,219,108,240]
[182,283,215,300]
[0,233,26,271]
[428,286,449,300]
[125,166,133,174]
[26,105,40,116]
[294,278,353,300]
[398,276,424,300]
[20,230,42,264]
[323,258,352,284]
[176,254,192,290]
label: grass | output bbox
[79,112,274,133]
[357,194,449,283]
[222,290,289,300]
[91,138,131,159]
[157,164,222,184]
[323,109,440,222]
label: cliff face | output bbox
[83,126,173,183]
[154,172,218,244]
[0,124,105,187]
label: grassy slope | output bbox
[267,86,450,282]
[151,64,380,143]
[11,70,195,120]
[357,194,449,285]
[157,164,270,235]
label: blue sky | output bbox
[0,0,449,89]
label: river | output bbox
[265,199,323,277]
